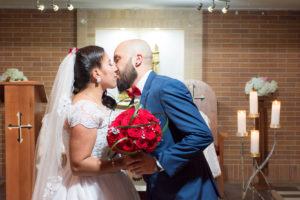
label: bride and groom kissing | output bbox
[32,39,220,200]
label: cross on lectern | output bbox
[7,112,32,143]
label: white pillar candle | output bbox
[237,110,246,136]
[271,100,281,126]
[250,130,259,155]
[249,90,258,115]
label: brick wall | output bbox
[203,10,300,182]
[0,9,76,181]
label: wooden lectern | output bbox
[0,81,47,200]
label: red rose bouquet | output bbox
[107,104,168,156]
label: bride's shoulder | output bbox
[68,99,105,129]
[71,99,97,108]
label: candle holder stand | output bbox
[242,126,279,199]
[237,133,248,191]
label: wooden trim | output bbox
[0,81,44,86]
[0,82,47,103]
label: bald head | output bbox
[116,39,153,68]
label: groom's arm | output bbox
[128,78,214,177]
[156,78,214,177]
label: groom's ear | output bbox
[135,54,143,67]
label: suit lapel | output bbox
[140,71,156,109]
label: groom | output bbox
[114,39,220,200]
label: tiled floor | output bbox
[1,182,299,200]
[224,183,274,200]
[271,185,300,200]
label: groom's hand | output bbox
[127,152,158,175]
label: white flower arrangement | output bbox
[245,77,278,96]
[0,68,28,82]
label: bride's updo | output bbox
[73,45,117,109]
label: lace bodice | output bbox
[68,100,117,158]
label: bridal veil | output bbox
[32,48,76,200]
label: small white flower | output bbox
[111,127,120,135]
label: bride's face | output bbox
[99,52,118,89]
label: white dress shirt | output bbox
[135,70,152,100]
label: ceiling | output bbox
[0,0,300,10]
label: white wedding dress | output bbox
[42,100,140,200]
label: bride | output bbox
[32,46,140,200]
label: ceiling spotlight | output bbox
[67,3,73,11]
[52,4,59,11]
[67,0,74,11]
[36,0,44,11]
[208,0,215,13]
[197,3,203,11]
[52,0,59,11]
[222,1,230,14]
[37,4,45,11]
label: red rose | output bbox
[127,127,142,138]
[136,138,149,149]
[144,130,157,141]
[145,140,157,153]
[118,138,136,152]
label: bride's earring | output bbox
[96,77,101,83]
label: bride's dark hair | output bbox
[73,45,117,109]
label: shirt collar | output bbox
[136,70,152,94]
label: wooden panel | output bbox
[5,85,35,200]
[184,80,219,145]
[0,82,47,200]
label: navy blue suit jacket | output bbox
[140,71,220,200]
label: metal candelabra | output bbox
[242,125,279,200]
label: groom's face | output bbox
[116,58,137,93]
[114,48,137,93]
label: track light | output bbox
[222,1,230,14]
[197,0,203,11]
[36,0,75,11]
[67,0,73,11]
[208,0,215,13]
[52,4,59,11]
[37,4,45,11]
[67,3,73,11]
[36,0,44,11]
